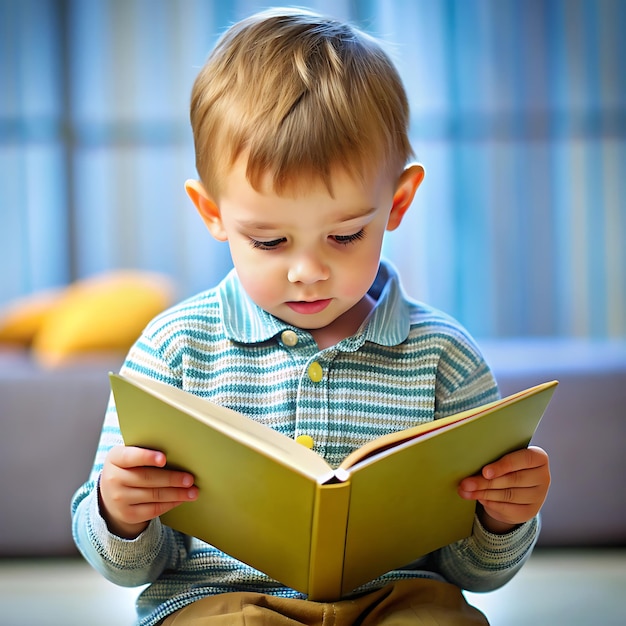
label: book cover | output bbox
[111,373,557,600]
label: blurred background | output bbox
[2,0,624,340]
[1,2,625,624]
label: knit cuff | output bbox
[86,482,166,575]
[470,511,540,563]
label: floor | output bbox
[0,549,624,625]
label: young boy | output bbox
[72,8,550,625]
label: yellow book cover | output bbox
[110,373,558,601]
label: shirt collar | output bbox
[218,259,411,347]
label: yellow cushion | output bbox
[31,270,175,367]
[0,289,65,345]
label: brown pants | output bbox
[161,579,489,625]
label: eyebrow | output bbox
[336,206,378,222]
[235,220,283,231]
[236,206,377,231]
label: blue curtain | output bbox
[1,0,624,338]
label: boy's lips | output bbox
[286,299,332,314]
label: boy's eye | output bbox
[332,229,365,245]
[250,237,286,250]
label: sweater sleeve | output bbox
[71,482,188,587]
[70,390,190,587]
[432,513,539,592]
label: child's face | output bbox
[188,159,422,347]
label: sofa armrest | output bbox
[0,348,123,556]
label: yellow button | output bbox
[281,330,298,347]
[296,435,315,449]
[307,361,323,382]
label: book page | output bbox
[337,382,557,472]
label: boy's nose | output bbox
[287,253,330,284]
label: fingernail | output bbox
[187,487,198,500]
[182,475,193,487]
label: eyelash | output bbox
[249,229,366,250]
[333,229,365,245]
[250,238,286,250]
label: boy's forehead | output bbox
[218,156,396,220]
[223,153,390,200]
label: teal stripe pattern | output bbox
[118,261,499,469]
[72,260,540,626]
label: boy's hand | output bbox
[458,446,550,534]
[99,445,198,539]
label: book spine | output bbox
[307,481,351,601]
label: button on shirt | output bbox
[280,330,298,347]
[307,361,323,382]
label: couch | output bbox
[1,338,624,556]
[0,348,123,556]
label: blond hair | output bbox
[190,8,413,196]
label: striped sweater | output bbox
[71,260,539,625]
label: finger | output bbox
[106,447,196,490]
[107,445,167,470]
[112,497,195,529]
[125,499,195,525]
[123,466,196,490]
[100,478,197,522]
[482,446,549,480]
[463,464,548,493]
[459,465,550,504]
[124,485,199,507]
[470,484,546,506]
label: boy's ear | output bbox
[386,164,425,231]
[184,179,228,241]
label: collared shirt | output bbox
[72,260,538,626]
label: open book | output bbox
[110,373,557,601]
